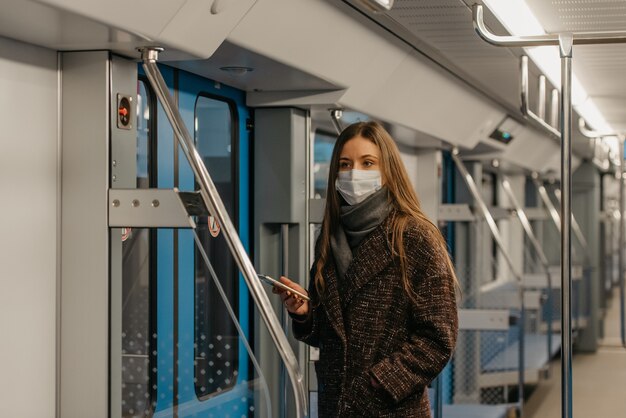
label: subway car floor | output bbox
[525,288,626,417]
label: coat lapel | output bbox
[341,220,394,307]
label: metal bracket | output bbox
[438,204,475,222]
[329,108,343,135]
[108,188,209,228]
[458,309,509,331]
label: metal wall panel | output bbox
[0,35,58,418]
[254,108,309,418]
[60,51,110,418]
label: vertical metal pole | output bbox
[617,135,626,347]
[559,33,574,418]
[281,224,290,418]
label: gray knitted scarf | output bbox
[330,187,391,280]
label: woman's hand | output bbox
[272,276,309,316]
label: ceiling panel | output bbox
[343,0,562,131]
[384,0,522,112]
[526,0,626,32]
[526,0,626,131]
[345,0,626,139]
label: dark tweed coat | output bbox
[293,215,458,417]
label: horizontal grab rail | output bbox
[473,4,626,47]
[578,117,624,139]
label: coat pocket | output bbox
[345,371,393,416]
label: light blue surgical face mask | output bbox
[335,169,382,205]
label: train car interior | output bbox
[1,0,626,417]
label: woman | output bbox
[275,121,458,417]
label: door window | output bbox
[193,95,239,399]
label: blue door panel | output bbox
[140,63,252,415]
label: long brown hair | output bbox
[314,121,457,304]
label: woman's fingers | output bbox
[283,292,307,314]
[268,276,309,315]
[279,276,307,295]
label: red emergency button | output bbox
[117,95,131,129]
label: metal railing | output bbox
[139,47,308,417]
[451,150,526,415]
[473,4,626,47]
[472,5,626,415]
[520,56,560,139]
[500,176,554,363]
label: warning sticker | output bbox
[208,216,221,238]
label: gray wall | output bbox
[60,51,111,418]
[0,36,58,418]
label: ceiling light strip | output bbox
[481,0,624,131]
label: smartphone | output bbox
[257,274,310,301]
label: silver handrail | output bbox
[578,117,619,139]
[532,174,562,234]
[552,188,591,262]
[281,223,290,418]
[620,139,625,348]
[533,174,583,330]
[451,150,526,413]
[139,47,308,417]
[520,55,561,138]
[612,136,626,348]
[473,4,626,47]
[452,153,524,284]
[192,230,273,417]
[501,176,555,363]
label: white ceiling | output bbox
[344,0,626,151]
[526,0,626,132]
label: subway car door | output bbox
[121,65,256,418]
